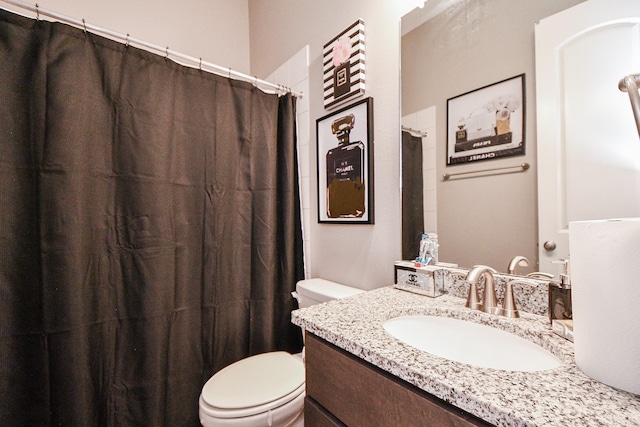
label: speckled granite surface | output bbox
[291,286,640,427]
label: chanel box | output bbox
[393,261,444,298]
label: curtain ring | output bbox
[35,3,39,21]
[82,18,87,34]
[125,33,130,48]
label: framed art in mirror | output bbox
[317,97,374,224]
[446,74,525,165]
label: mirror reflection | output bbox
[400,0,586,274]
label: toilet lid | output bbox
[201,351,305,410]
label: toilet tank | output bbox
[295,278,364,308]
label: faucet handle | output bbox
[502,279,538,318]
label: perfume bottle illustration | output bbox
[332,35,352,99]
[326,114,365,218]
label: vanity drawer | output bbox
[305,333,491,427]
[304,396,346,427]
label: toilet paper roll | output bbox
[569,218,640,395]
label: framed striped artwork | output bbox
[323,19,365,110]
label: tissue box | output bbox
[394,261,444,298]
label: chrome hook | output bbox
[82,18,87,34]
[125,33,130,48]
[228,67,231,79]
[165,46,169,60]
[35,3,39,21]
[199,57,202,71]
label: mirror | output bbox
[400,0,585,273]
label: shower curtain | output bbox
[0,9,303,426]
[402,131,424,260]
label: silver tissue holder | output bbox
[394,261,445,298]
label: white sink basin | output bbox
[383,315,561,372]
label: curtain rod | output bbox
[402,126,428,137]
[0,0,302,98]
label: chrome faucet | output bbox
[507,255,554,280]
[507,255,529,275]
[464,265,500,315]
[465,264,545,318]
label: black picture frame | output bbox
[316,97,374,224]
[446,74,526,165]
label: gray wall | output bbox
[402,0,584,272]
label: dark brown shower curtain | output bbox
[0,9,303,426]
[402,130,424,261]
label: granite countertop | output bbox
[291,286,640,427]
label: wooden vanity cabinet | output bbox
[304,333,492,427]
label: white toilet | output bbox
[198,278,364,427]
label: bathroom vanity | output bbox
[292,285,640,427]
[304,333,489,426]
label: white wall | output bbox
[1,0,251,73]
[265,46,313,278]
[250,1,410,290]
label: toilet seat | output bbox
[200,351,305,419]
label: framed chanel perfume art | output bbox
[316,97,374,224]
[446,74,525,165]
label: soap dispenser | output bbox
[549,259,573,341]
